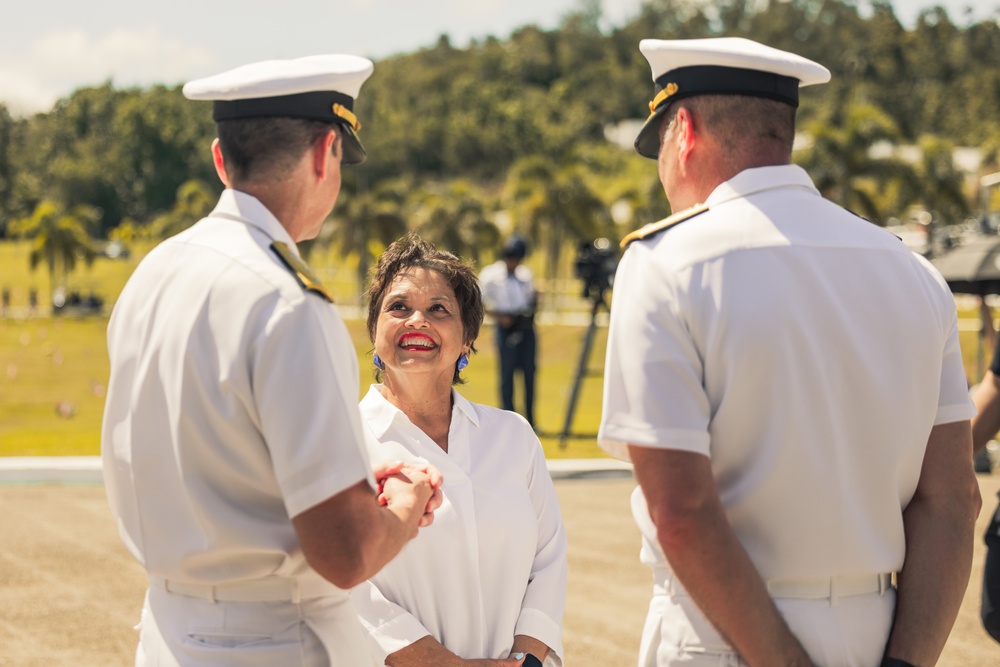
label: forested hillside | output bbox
[0,0,996,280]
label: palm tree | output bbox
[412,179,500,266]
[327,178,409,300]
[10,200,98,296]
[798,101,919,222]
[147,180,217,240]
[505,156,612,280]
[913,134,971,225]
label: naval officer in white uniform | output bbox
[598,38,981,667]
[101,55,441,666]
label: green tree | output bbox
[329,178,410,299]
[0,104,15,235]
[911,135,972,226]
[413,179,500,266]
[10,200,98,294]
[147,180,218,240]
[505,155,611,280]
[798,101,919,222]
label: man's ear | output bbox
[675,106,697,164]
[313,129,341,179]
[211,138,231,187]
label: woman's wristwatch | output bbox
[521,654,543,667]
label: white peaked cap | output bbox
[183,54,375,165]
[633,37,830,159]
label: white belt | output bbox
[658,572,893,605]
[765,573,893,601]
[150,575,336,604]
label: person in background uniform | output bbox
[351,233,566,667]
[597,37,981,667]
[970,334,1000,643]
[101,55,442,667]
[479,235,538,428]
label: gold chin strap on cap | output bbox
[647,82,679,118]
[332,103,361,132]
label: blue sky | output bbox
[1,0,996,115]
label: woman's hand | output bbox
[375,461,443,527]
[378,467,438,536]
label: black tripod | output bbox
[559,292,607,449]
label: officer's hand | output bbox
[372,460,407,491]
[380,468,437,535]
[400,463,443,527]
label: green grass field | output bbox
[0,240,988,459]
[0,315,607,458]
[0,240,608,458]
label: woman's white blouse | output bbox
[352,385,567,665]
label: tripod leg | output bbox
[560,301,601,448]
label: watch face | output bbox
[522,654,544,667]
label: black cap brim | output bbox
[212,91,367,165]
[634,65,801,160]
[634,105,667,160]
[340,124,366,165]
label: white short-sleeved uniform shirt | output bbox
[479,261,536,315]
[351,386,567,666]
[599,165,975,581]
[102,189,374,588]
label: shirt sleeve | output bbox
[598,244,712,461]
[251,297,375,518]
[515,426,567,666]
[480,266,501,312]
[350,579,432,663]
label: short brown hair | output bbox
[662,94,796,164]
[365,232,484,384]
[216,117,338,184]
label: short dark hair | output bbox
[662,94,797,163]
[216,117,338,184]
[365,232,484,385]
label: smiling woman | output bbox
[365,232,484,392]
[351,232,568,666]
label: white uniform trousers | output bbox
[136,584,376,667]
[639,578,896,667]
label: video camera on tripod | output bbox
[573,238,618,304]
[560,238,618,448]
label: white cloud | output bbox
[0,26,218,115]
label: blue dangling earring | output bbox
[373,354,384,370]
[456,353,469,372]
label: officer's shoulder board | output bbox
[619,203,710,249]
[270,241,334,303]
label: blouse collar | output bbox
[360,384,480,440]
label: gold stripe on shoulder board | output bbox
[620,203,710,249]
[270,242,335,303]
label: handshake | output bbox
[373,461,444,533]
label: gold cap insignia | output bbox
[332,103,361,132]
[647,82,679,117]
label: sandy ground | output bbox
[1,474,998,666]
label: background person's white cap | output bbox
[183,54,374,165]
[634,37,831,159]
